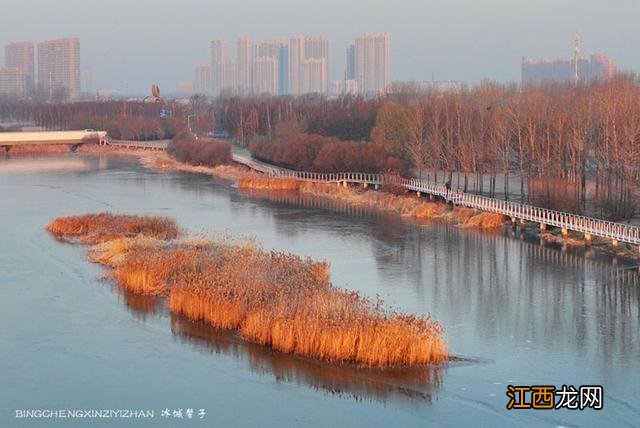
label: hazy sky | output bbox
[1,0,638,94]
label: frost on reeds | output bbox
[46,213,449,368]
[46,213,180,244]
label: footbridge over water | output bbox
[230,153,640,249]
[0,130,110,152]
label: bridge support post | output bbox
[612,239,619,249]
[363,182,368,189]
[416,191,421,197]
[374,184,379,190]
[584,233,592,247]
[519,218,526,230]
[511,217,517,228]
[3,146,10,154]
[540,223,546,231]
[429,194,433,200]
[561,227,568,237]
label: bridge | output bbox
[0,130,109,152]
[231,153,640,249]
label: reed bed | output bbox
[46,213,449,368]
[237,177,505,229]
[46,213,180,244]
[238,176,302,190]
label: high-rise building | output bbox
[521,54,618,86]
[345,44,356,80]
[253,57,278,95]
[80,67,95,97]
[253,39,289,95]
[0,67,25,97]
[37,37,80,100]
[289,35,330,95]
[330,79,357,96]
[219,60,237,96]
[236,36,253,95]
[355,32,390,96]
[5,41,34,94]
[178,80,194,97]
[194,63,213,95]
[210,39,230,96]
[288,35,305,95]
[302,58,327,94]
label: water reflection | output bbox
[171,314,445,404]
[112,286,445,404]
[238,188,640,371]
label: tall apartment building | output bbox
[345,44,356,80]
[304,37,329,93]
[330,79,357,96]
[37,37,80,99]
[0,67,25,97]
[288,35,305,95]
[5,41,34,94]
[194,63,213,95]
[355,32,390,96]
[253,57,278,95]
[302,58,327,94]
[288,35,329,95]
[210,39,230,96]
[80,67,95,96]
[236,36,253,96]
[253,39,288,95]
[521,54,617,86]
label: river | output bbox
[0,153,638,427]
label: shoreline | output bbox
[11,144,639,261]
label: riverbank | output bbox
[46,144,640,258]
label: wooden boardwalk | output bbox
[231,153,640,247]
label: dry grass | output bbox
[46,213,449,368]
[238,176,301,190]
[46,213,180,244]
[238,176,504,230]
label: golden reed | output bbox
[47,213,448,368]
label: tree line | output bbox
[2,75,640,220]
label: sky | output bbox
[1,0,639,94]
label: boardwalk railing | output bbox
[231,153,640,246]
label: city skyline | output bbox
[1,0,637,94]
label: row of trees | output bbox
[248,122,405,174]
[3,76,640,219]
[167,131,232,167]
[211,77,640,220]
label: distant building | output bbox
[194,63,212,95]
[236,36,253,95]
[178,80,194,96]
[521,54,617,86]
[345,44,356,80]
[253,39,288,95]
[0,67,25,97]
[355,32,390,96]
[80,67,95,97]
[253,56,278,95]
[288,34,305,95]
[4,41,34,94]
[210,39,230,96]
[37,37,80,99]
[330,79,357,96]
[302,58,327,94]
[219,60,237,96]
[304,37,329,94]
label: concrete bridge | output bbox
[0,130,109,152]
[231,153,640,249]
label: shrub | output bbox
[167,131,232,167]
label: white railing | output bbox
[231,153,640,246]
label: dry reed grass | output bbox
[238,176,301,190]
[46,212,449,368]
[46,213,180,244]
[235,174,505,229]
